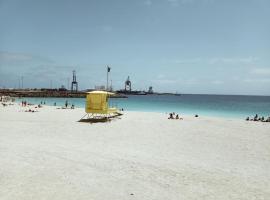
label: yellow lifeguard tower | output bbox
[80,91,121,121]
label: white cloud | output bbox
[202,0,215,3]
[153,79,178,84]
[211,80,223,85]
[101,25,113,33]
[169,56,259,65]
[208,57,259,65]
[250,68,270,75]
[0,51,33,62]
[157,74,165,79]
[144,0,152,6]
[180,0,194,4]
[167,0,179,6]
[244,78,270,83]
[152,74,180,85]
[172,58,202,64]
[167,0,194,7]
[184,78,199,85]
[0,51,53,64]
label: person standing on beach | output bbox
[65,100,68,108]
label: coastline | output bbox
[11,95,270,119]
[1,103,270,199]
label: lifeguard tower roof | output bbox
[86,91,115,95]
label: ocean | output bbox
[17,94,270,119]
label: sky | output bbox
[0,0,270,95]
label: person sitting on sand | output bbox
[168,113,174,119]
[246,117,249,121]
[254,114,258,121]
[71,104,75,109]
[25,109,37,113]
[176,114,179,119]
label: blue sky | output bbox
[0,0,270,95]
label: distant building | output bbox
[148,86,153,94]
[95,85,106,91]
[59,85,67,91]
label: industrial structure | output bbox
[148,86,153,94]
[71,70,78,92]
[124,76,132,92]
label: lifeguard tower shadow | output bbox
[78,113,123,123]
[78,91,122,123]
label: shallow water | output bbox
[18,94,270,119]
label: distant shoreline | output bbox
[0,89,181,98]
[1,89,269,98]
[0,89,127,98]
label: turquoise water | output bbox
[17,94,270,119]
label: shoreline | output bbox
[12,99,268,120]
[3,101,246,120]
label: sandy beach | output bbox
[0,103,270,200]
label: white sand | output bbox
[0,103,270,200]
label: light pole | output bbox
[106,66,111,91]
[21,76,24,89]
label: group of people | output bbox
[168,112,183,120]
[168,112,199,120]
[21,101,28,106]
[64,100,75,109]
[40,101,46,105]
[25,108,37,113]
[0,96,15,107]
[246,114,270,122]
[1,102,12,107]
